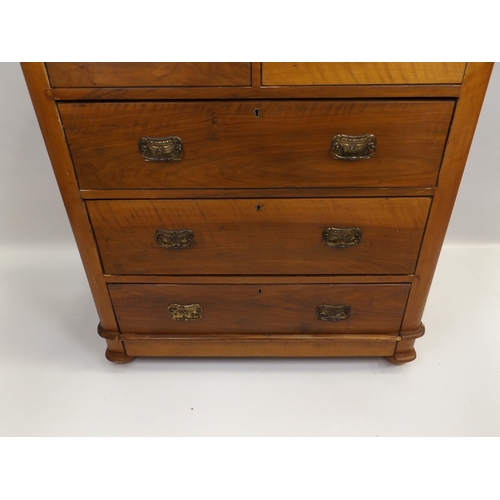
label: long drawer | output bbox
[59,100,454,189]
[87,197,431,275]
[109,283,410,335]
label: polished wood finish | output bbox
[87,198,430,275]
[46,62,251,87]
[251,62,261,87]
[119,332,401,342]
[80,187,436,200]
[109,283,410,334]
[262,63,466,85]
[105,348,136,364]
[386,324,425,364]
[23,62,492,363]
[104,275,413,284]
[59,100,453,189]
[50,84,462,101]
[385,348,417,365]
[123,337,397,357]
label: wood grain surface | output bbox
[46,62,251,87]
[123,337,397,357]
[50,84,462,100]
[59,100,454,189]
[262,63,466,85]
[80,186,435,200]
[87,197,431,275]
[109,283,410,334]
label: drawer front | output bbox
[262,62,466,85]
[87,197,430,275]
[46,63,251,87]
[109,283,410,334]
[59,100,454,189]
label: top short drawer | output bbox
[60,100,454,190]
[45,63,251,87]
[262,63,466,85]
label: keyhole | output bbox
[254,108,260,118]
[258,289,262,295]
[256,204,264,212]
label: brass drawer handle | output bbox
[138,136,183,161]
[323,227,362,248]
[317,304,350,322]
[331,134,376,160]
[168,303,202,321]
[156,229,193,249]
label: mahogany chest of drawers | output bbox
[23,62,492,364]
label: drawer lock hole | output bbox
[254,108,260,118]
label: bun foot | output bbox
[105,348,136,364]
[385,348,417,365]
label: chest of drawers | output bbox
[22,62,492,364]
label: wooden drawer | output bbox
[87,197,430,275]
[109,283,410,335]
[122,338,398,357]
[46,63,251,87]
[262,63,466,85]
[59,100,454,190]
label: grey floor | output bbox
[1,243,499,436]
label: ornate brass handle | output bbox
[168,303,202,321]
[316,304,350,322]
[323,227,362,248]
[138,136,183,161]
[156,229,193,249]
[331,134,376,160]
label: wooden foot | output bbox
[105,348,136,364]
[385,348,416,365]
[386,324,424,364]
